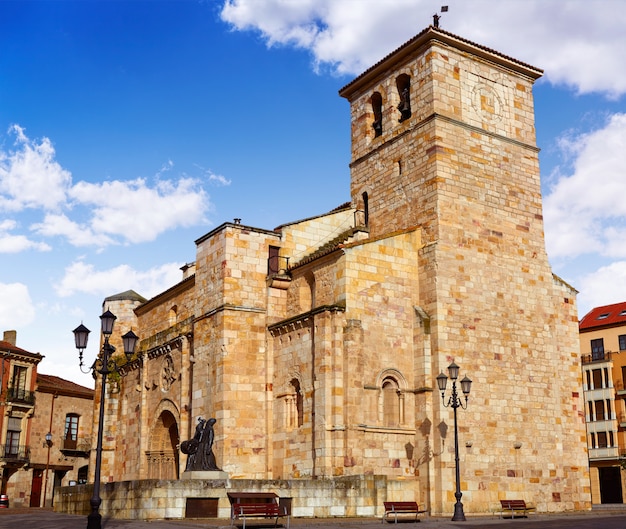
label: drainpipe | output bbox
[43,393,57,507]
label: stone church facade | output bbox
[93,26,590,516]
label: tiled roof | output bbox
[0,340,42,359]
[37,373,94,399]
[104,289,147,303]
[339,25,542,97]
[289,226,367,270]
[579,301,626,331]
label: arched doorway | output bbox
[146,410,180,479]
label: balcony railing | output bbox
[0,444,30,463]
[581,351,613,365]
[60,437,91,457]
[588,446,621,460]
[6,386,36,405]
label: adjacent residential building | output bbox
[31,374,94,507]
[82,24,591,518]
[0,330,42,502]
[0,330,93,508]
[580,302,626,504]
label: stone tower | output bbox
[339,26,590,513]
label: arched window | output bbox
[382,377,404,427]
[396,74,411,122]
[284,378,304,429]
[169,305,177,327]
[291,378,304,428]
[78,465,88,484]
[371,92,383,137]
[64,413,79,450]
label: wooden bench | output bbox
[231,502,290,529]
[382,501,426,523]
[499,499,536,518]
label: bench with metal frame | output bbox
[382,501,427,523]
[499,499,536,519]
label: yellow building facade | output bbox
[580,301,626,504]
[91,26,590,517]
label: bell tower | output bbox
[340,26,544,244]
[340,27,590,514]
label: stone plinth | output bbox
[182,470,229,480]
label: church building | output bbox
[86,25,590,517]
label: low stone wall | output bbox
[54,475,418,520]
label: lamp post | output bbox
[73,310,138,529]
[437,361,472,522]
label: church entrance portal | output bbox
[146,410,180,479]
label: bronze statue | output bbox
[181,416,221,471]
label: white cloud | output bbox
[0,125,72,211]
[543,113,626,260]
[0,219,51,252]
[220,0,626,96]
[196,165,231,187]
[0,282,36,328]
[55,259,184,299]
[1,126,213,249]
[31,213,116,247]
[576,261,626,317]
[68,177,209,244]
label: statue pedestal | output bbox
[182,470,229,480]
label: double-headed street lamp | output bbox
[437,362,472,522]
[73,310,138,529]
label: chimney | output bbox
[3,330,17,346]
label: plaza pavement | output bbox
[1,508,626,529]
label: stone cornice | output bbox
[268,303,346,336]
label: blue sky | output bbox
[1,0,626,386]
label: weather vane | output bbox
[433,6,448,28]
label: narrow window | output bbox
[371,92,383,137]
[168,305,177,327]
[591,338,604,360]
[10,365,27,400]
[268,245,280,275]
[595,400,605,421]
[620,335,626,351]
[382,378,400,427]
[592,369,603,389]
[5,417,22,457]
[396,74,411,122]
[291,379,303,428]
[362,192,369,227]
[64,414,79,450]
[285,378,303,429]
[597,431,608,448]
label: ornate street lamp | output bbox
[437,361,472,521]
[73,310,138,529]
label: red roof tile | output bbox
[37,373,94,399]
[579,301,626,331]
[0,340,42,359]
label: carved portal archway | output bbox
[146,409,180,479]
